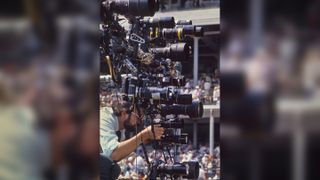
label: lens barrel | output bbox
[161,26,204,40]
[142,17,176,28]
[174,94,192,104]
[141,87,192,104]
[179,25,204,37]
[161,134,188,144]
[160,119,184,128]
[151,43,190,61]
[157,161,199,179]
[160,101,204,118]
[106,0,159,16]
[176,20,192,25]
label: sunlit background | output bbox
[222,0,320,180]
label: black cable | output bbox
[141,143,150,167]
[166,146,173,163]
[162,150,167,164]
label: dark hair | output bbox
[112,101,132,116]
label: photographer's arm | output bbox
[110,132,144,161]
[111,125,163,161]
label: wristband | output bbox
[139,133,144,144]
[147,128,153,139]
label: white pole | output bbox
[293,113,305,180]
[209,109,214,155]
[193,121,198,148]
[250,0,263,53]
[193,37,199,86]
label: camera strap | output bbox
[141,143,151,166]
[130,33,145,44]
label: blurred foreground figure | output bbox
[1,0,99,179]
[0,72,48,180]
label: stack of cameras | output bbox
[100,0,204,179]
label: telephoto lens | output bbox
[160,101,204,118]
[159,119,184,128]
[175,25,205,37]
[175,20,192,25]
[140,87,193,104]
[150,43,191,62]
[174,94,193,104]
[161,25,204,40]
[161,133,188,144]
[161,28,184,40]
[103,0,159,16]
[157,161,200,179]
[126,84,193,104]
[141,17,176,28]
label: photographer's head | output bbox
[112,101,144,132]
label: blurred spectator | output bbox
[0,71,46,180]
[246,48,280,94]
[301,45,320,96]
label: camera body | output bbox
[100,0,205,179]
[157,161,200,179]
[149,160,200,179]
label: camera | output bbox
[157,161,200,179]
[125,77,192,104]
[160,133,188,144]
[152,128,188,148]
[135,87,192,105]
[102,0,159,16]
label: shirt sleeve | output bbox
[100,108,119,159]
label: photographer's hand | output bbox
[110,125,164,162]
[140,124,164,142]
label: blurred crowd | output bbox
[221,19,320,98]
[116,144,220,180]
[221,1,320,180]
[182,70,220,104]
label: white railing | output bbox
[159,0,219,12]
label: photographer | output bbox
[100,101,164,179]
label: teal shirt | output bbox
[100,107,120,159]
[0,105,47,180]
